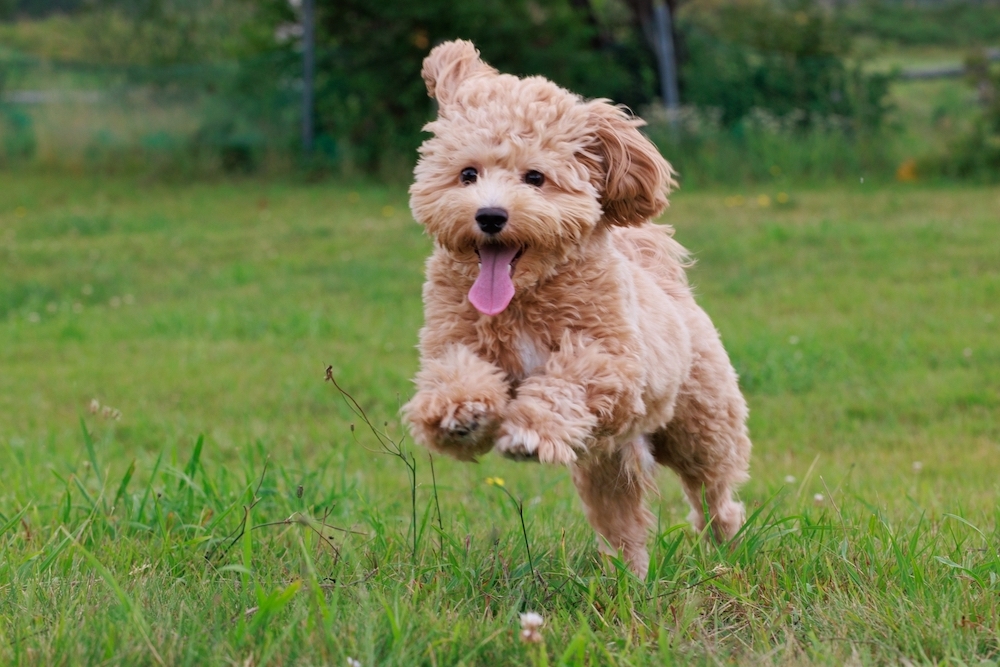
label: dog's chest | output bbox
[514,333,548,376]
[483,330,550,380]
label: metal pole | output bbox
[301,0,315,154]
[652,1,680,130]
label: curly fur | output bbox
[403,40,751,577]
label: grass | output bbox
[1,173,999,664]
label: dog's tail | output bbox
[612,224,692,299]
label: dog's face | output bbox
[409,40,676,315]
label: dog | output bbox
[402,40,751,577]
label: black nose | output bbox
[475,207,508,235]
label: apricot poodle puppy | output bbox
[403,40,751,577]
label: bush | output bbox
[0,62,37,164]
[291,0,658,174]
[644,106,895,187]
[677,0,892,130]
[923,52,1000,180]
[841,0,1000,47]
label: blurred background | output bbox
[1,0,999,186]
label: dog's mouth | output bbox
[469,244,524,316]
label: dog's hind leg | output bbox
[571,440,656,578]
[652,425,749,542]
[650,333,751,542]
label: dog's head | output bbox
[410,40,677,316]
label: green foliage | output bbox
[645,106,896,187]
[1,0,83,19]
[925,52,1000,180]
[294,0,656,173]
[842,0,1000,47]
[678,0,892,129]
[0,60,37,164]
[0,0,985,184]
[67,0,256,66]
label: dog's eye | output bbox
[524,170,545,187]
[460,167,478,185]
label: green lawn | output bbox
[1,173,998,665]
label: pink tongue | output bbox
[469,245,519,315]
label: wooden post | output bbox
[652,1,680,130]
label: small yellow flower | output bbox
[896,159,918,182]
[756,194,771,207]
[485,477,505,487]
[776,192,790,204]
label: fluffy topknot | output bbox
[421,40,498,106]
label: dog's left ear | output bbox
[581,100,677,226]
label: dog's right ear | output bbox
[421,40,497,106]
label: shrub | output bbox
[923,52,1000,181]
[295,0,657,174]
[840,0,1000,47]
[677,0,892,130]
[0,60,37,164]
[644,106,895,187]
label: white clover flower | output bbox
[519,611,544,644]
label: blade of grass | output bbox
[79,416,104,487]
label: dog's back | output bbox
[611,224,692,303]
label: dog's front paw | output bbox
[496,400,585,465]
[403,392,503,461]
[440,400,493,440]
